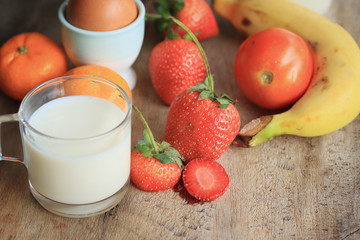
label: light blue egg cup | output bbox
[58,0,145,90]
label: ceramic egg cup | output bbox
[58,0,145,90]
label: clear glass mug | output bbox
[0,76,132,218]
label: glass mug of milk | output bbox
[0,76,132,218]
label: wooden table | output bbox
[0,0,359,239]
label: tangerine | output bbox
[64,65,132,102]
[0,32,68,101]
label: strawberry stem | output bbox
[132,104,159,154]
[145,13,214,94]
[132,104,185,169]
[168,16,214,93]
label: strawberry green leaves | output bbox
[151,0,185,39]
[154,142,184,169]
[153,0,185,19]
[133,105,184,169]
[188,77,235,109]
[133,134,152,157]
[134,130,184,169]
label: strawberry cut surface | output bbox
[182,159,229,201]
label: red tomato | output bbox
[234,28,313,109]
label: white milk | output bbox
[24,95,131,204]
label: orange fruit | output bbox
[0,32,68,101]
[63,65,132,103]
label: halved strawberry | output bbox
[182,159,229,201]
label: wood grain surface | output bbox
[0,0,359,239]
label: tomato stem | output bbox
[17,46,28,54]
[260,71,273,85]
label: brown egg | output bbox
[66,0,138,31]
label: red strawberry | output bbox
[172,0,219,41]
[165,89,240,161]
[182,158,229,201]
[149,39,206,105]
[130,151,182,192]
[130,105,185,192]
[159,15,241,161]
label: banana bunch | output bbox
[213,0,360,147]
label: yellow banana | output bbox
[213,0,360,147]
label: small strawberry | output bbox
[149,38,206,105]
[151,0,219,41]
[182,158,229,201]
[171,0,219,41]
[131,105,185,192]
[131,149,182,192]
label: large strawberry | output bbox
[131,105,184,192]
[165,79,240,161]
[152,0,219,41]
[162,16,241,161]
[149,38,206,105]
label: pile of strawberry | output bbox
[130,0,241,202]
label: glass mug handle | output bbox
[0,113,22,163]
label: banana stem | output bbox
[132,104,159,154]
[145,13,215,94]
